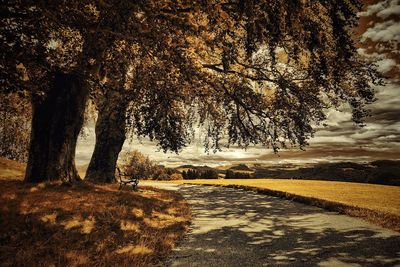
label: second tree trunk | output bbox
[85,91,127,183]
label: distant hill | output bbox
[177,160,400,186]
[229,164,253,172]
[177,164,197,169]
[4,156,398,185]
[253,161,400,186]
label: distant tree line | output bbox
[225,170,253,179]
[182,169,219,180]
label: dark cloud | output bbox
[371,109,400,122]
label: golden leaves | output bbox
[115,244,153,255]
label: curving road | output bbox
[141,183,400,267]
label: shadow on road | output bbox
[164,185,400,267]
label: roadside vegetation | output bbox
[0,157,191,266]
[120,150,183,181]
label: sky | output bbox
[76,0,400,167]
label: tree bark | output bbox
[24,71,88,183]
[85,90,127,183]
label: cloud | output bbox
[362,20,400,42]
[358,0,400,19]
[323,108,353,127]
[376,0,400,19]
[376,58,397,73]
[371,81,400,113]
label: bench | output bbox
[117,167,139,191]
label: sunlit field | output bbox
[0,158,191,267]
[170,179,400,215]
[148,179,400,231]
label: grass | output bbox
[0,158,191,267]
[0,156,26,180]
[152,179,400,232]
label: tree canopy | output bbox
[1,0,380,182]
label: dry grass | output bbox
[77,164,89,178]
[0,162,191,266]
[154,179,400,231]
[0,157,26,180]
[0,156,88,180]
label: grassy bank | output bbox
[0,158,191,266]
[0,156,26,179]
[152,179,400,232]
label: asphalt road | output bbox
[141,182,400,267]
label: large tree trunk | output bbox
[24,71,88,183]
[85,90,127,183]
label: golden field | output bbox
[167,179,400,215]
